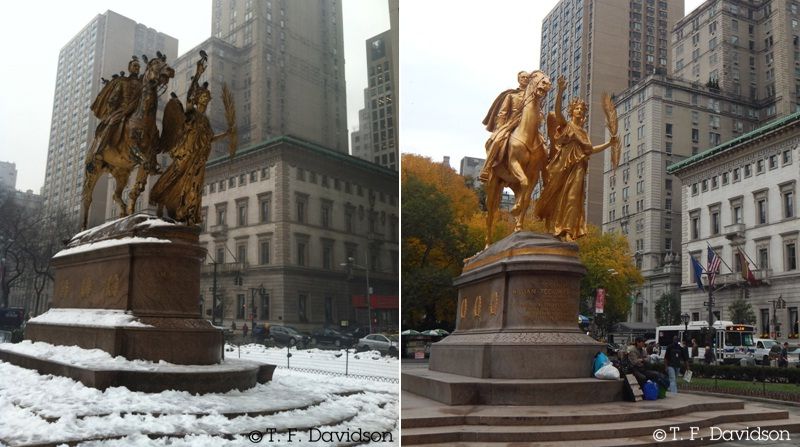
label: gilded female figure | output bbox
[534,75,618,241]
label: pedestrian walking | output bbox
[665,336,689,394]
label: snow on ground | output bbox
[28,309,152,328]
[0,344,398,446]
[229,344,399,380]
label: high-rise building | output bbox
[0,161,17,190]
[671,0,800,122]
[207,0,348,153]
[603,74,759,323]
[540,0,684,226]
[41,10,177,229]
[350,30,397,170]
[459,156,485,188]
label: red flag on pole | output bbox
[736,248,759,285]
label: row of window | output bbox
[690,150,794,197]
[690,185,795,244]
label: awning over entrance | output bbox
[351,295,398,310]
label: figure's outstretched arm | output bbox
[554,75,568,127]
[591,134,618,154]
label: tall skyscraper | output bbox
[350,29,398,170]
[540,0,684,226]
[204,0,348,153]
[41,10,177,228]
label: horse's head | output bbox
[142,52,175,89]
[526,70,552,101]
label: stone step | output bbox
[402,397,745,429]
[407,415,800,447]
[401,406,791,445]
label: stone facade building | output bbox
[669,112,799,342]
[198,136,399,332]
[604,74,759,323]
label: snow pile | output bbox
[29,308,152,328]
[0,361,398,446]
[0,341,260,372]
[54,236,171,258]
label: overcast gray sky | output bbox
[0,0,388,193]
[401,0,704,167]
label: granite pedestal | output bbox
[3,213,270,393]
[404,231,622,405]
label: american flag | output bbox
[707,246,721,287]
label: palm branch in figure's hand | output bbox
[602,92,620,172]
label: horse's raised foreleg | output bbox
[80,164,101,230]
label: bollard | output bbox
[345,349,350,376]
[287,344,292,369]
[238,344,241,359]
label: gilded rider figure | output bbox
[88,56,142,169]
[479,71,530,182]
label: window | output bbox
[710,206,721,235]
[237,294,245,319]
[692,128,699,143]
[216,247,225,264]
[722,172,729,185]
[665,123,673,137]
[259,240,270,265]
[754,190,768,224]
[237,201,248,226]
[322,241,334,270]
[758,245,769,270]
[769,154,778,170]
[756,159,765,174]
[744,164,752,177]
[237,244,247,265]
[216,205,227,226]
[260,293,270,320]
[761,309,770,337]
[730,197,743,224]
[321,200,333,228]
[733,168,740,182]
[690,210,701,239]
[295,194,308,223]
[258,193,271,223]
[783,150,793,165]
[785,239,798,271]
[297,240,307,266]
[782,185,795,218]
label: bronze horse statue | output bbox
[483,70,552,247]
[81,53,175,230]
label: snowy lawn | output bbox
[0,344,398,446]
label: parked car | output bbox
[310,327,354,348]
[268,325,310,347]
[357,333,399,356]
[754,338,778,365]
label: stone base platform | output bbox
[402,364,624,405]
[0,346,274,394]
[25,319,223,365]
[402,387,800,446]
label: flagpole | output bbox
[706,243,734,275]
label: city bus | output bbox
[655,320,756,364]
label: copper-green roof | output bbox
[667,110,800,175]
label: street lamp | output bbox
[681,312,690,344]
[341,256,373,334]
